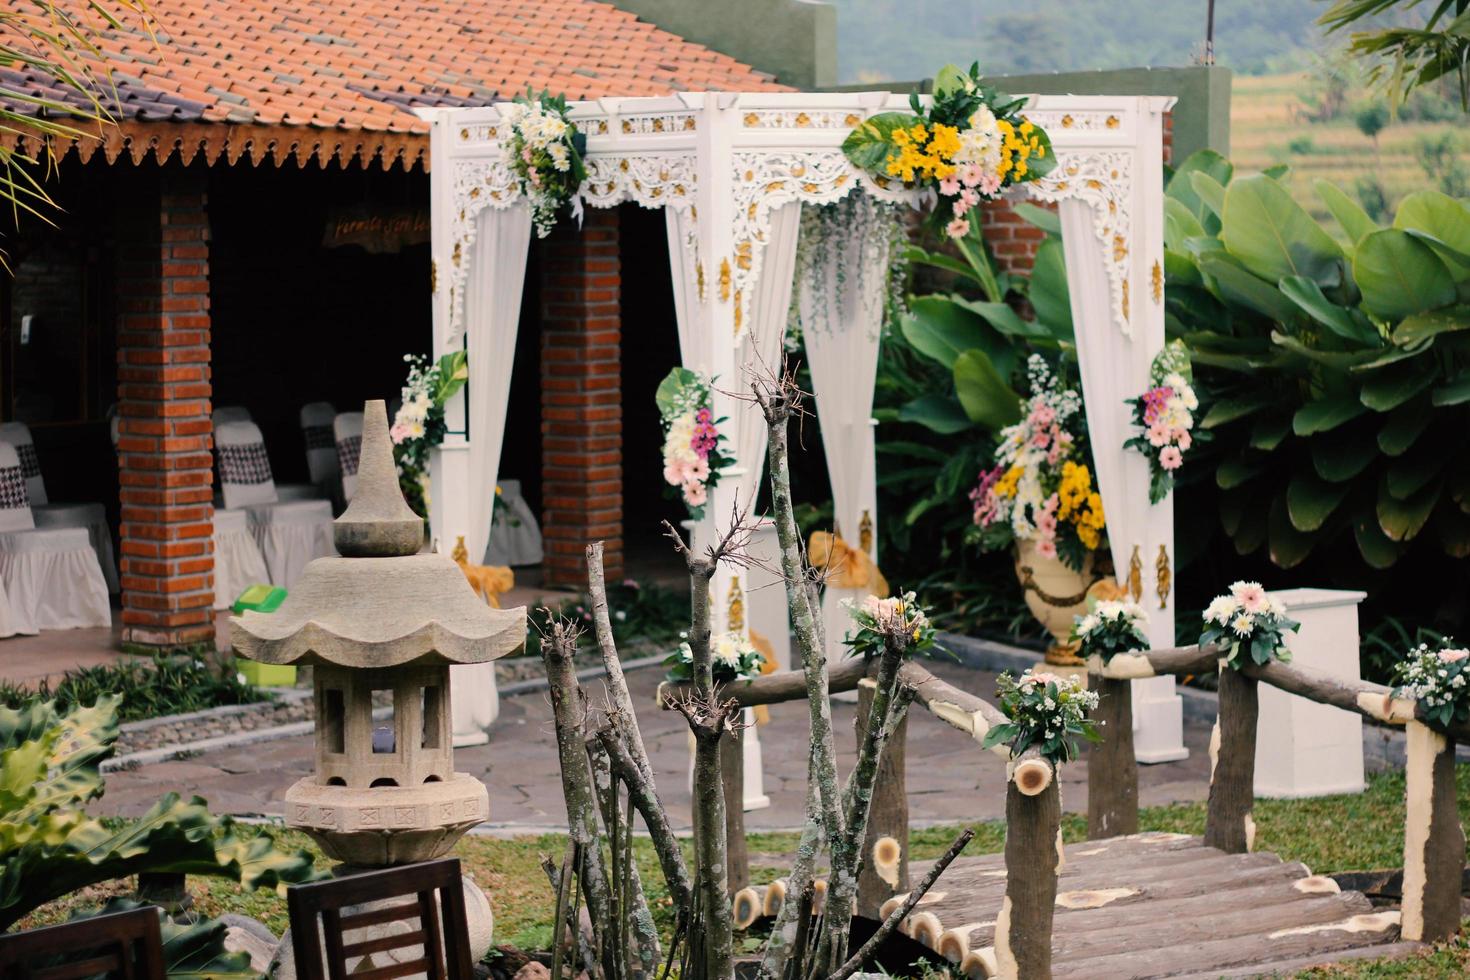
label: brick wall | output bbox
[980,110,1175,279]
[114,174,216,649]
[539,208,622,588]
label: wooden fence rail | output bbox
[658,642,1464,976]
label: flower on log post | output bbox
[1073,599,1150,840]
[999,747,1059,979]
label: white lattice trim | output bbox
[581,153,698,210]
[1026,150,1134,337]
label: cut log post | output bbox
[732,885,765,930]
[721,727,749,893]
[1089,644,1223,680]
[1086,672,1139,840]
[1400,721,1464,943]
[855,679,910,918]
[1205,665,1259,854]
[998,747,1060,980]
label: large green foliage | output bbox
[1169,149,1470,569]
[0,695,318,931]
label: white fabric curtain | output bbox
[798,194,892,553]
[1058,197,1152,597]
[466,202,533,563]
[732,200,802,511]
[664,207,707,372]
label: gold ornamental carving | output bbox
[718,258,731,303]
[1156,545,1172,610]
[1128,545,1143,602]
[859,509,874,555]
[727,577,745,633]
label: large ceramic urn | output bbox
[1013,538,1097,667]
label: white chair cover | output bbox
[212,507,270,610]
[216,421,334,587]
[213,405,252,427]
[0,420,119,591]
[334,412,363,504]
[0,443,109,632]
[484,478,543,566]
[300,401,342,508]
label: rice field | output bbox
[1230,72,1468,223]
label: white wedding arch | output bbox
[420,90,1187,766]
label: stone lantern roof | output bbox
[231,399,526,668]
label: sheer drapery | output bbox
[664,206,707,371]
[465,202,533,563]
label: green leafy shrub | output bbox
[1166,149,1470,571]
[0,653,267,723]
[0,695,318,931]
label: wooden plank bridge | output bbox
[889,831,1419,979]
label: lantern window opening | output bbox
[421,685,444,750]
[371,687,397,755]
[322,688,346,755]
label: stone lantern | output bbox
[233,398,524,902]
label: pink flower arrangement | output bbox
[658,367,729,520]
[1123,353,1203,505]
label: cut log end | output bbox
[937,928,969,963]
[879,894,906,922]
[1012,757,1052,796]
[873,835,903,888]
[811,877,828,915]
[907,910,942,949]
[961,947,997,979]
[763,878,787,917]
[732,886,763,930]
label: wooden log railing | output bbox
[1089,643,1467,946]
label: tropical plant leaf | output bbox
[1377,397,1435,456]
[1432,371,1470,406]
[899,297,1011,373]
[1355,513,1406,568]
[1386,444,1445,500]
[953,350,1023,430]
[1270,331,1380,369]
[1164,248,1202,287]
[1198,254,1301,322]
[1269,493,1316,568]
[1221,174,1343,287]
[840,111,924,173]
[1287,472,1350,531]
[1393,305,1470,346]
[1393,190,1470,277]
[1278,275,1382,346]
[1188,171,1229,224]
[1315,179,1379,245]
[1359,361,1435,411]
[902,245,985,289]
[1217,456,1266,489]
[896,394,974,434]
[1027,238,1073,337]
[1012,201,1061,236]
[1436,504,1470,558]
[948,296,1053,341]
[1294,394,1370,435]
[1249,413,1293,451]
[1352,228,1457,320]
[1202,391,1278,428]
[1167,149,1233,230]
[1377,473,1441,541]
[1164,198,1207,251]
[1312,429,1380,482]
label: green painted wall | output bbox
[609,0,837,90]
[828,66,1232,163]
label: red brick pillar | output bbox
[114,176,216,650]
[539,207,622,588]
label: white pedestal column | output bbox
[745,520,792,672]
[1132,675,1189,763]
[1254,588,1367,797]
[431,435,501,745]
[823,587,862,703]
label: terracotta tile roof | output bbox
[0,0,787,136]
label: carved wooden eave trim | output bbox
[0,120,431,171]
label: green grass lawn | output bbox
[25,764,1470,976]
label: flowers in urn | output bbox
[1200,582,1300,669]
[1123,341,1205,504]
[655,367,730,520]
[1072,600,1150,665]
[1391,643,1470,733]
[969,356,1106,571]
[664,631,765,684]
[841,591,939,658]
[501,89,587,238]
[390,350,468,517]
[841,62,1055,240]
[982,668,1101,764]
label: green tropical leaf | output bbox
[1352,229,1457,320]
[896,394,974,434]
[654,367,700,418]
[1436,505,1470,558]
[1013,201,1061,237]
[1167,149,1233,229]
[1278,276,1382,346]
[1359,361,1435,411]
[953,351,1023,430]
[1432,371,1470,406]
[1355,514,1407,568]
[1294,395,1370,435]
[1164,198,1207,250]
[1165,248,1202,287]
[1315,179,1379,245]
[1393,190,1470,277]
[1269,331,1380,369]
[1217,456,1266,489]
[1198,254,1301,322]
[840,111,924,172]
[1270,494,1316,568]
[1287,472,1350,531]
[1027,238,1072,337]
[1202,391,1277,428]
[1377,398,1434,456]
[949,295,1052,341]
[1377,473,1441,542]
[902,245,986,289]
[1393,305,1470,346]
[899,297,1010,373]
[1221,174,1343,286]
[1312,429,1380,482]
[1249,413,1293,450]
[1387,448,1444,500]
[1189,171,1228,223]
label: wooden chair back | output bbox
[286,857,473,980]
[0,906,165,980]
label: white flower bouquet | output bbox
[655,367,729,520]
[1392,642,1470,733]
[663,630,764,684]
[982,668,1100,765]
[1072,599,1150,665]
[841,591,938,658]
[502,89,586,238]
[1199,581,1299,669]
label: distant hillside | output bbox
[828,0,1326,83]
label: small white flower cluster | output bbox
[856,592,929,632]
[1075,599,1148,641]
[1393,643,1470,714]
[390,353,437,445]
[501,98,581,237]
[671,630,763,682]
[1015,669,1099,740]
[1204,581,1288,638]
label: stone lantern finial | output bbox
[335,399,423,557]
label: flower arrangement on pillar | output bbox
[841,62,1056,240]
[1200,581,1300,669]
[656,367,730,520]
[1073,599,1150,665]
[983,668,1101,765]
[1392,643,1470,731]
[500,89,587,238]
[1123,341,1207,504]
[968,355,1107,664]
[389,350,468,519]
[841,591,939,657]
[664,630,764,683]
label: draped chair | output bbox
[334,411,364,505]
[211,405,320,502]
[300,401,343,511]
